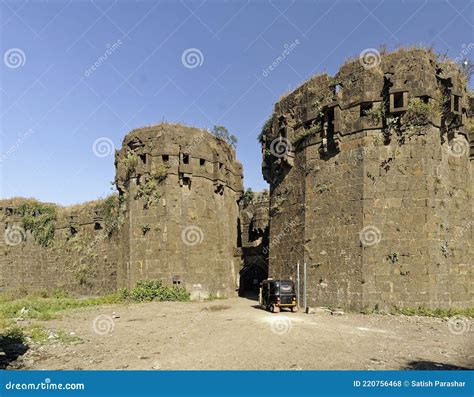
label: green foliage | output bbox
[0,320,25,343]
[0,281,189,324]
[28,324,49,343]
[121,280,190,302]
[364,104,384,126]
[402,97,441,128]
[101,194,121,235]
[258,117,273,144]
[291,124,321,145]
[17,202,57,247]
[0,294,123,321]
[134,168,168,209]
[122,153,139,176]
[211,125,237,149]
[241,188,254,206]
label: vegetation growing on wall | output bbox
[17,202,57,247]
[291,122,322,145]
[211,125,238,149]
[134,166,168,209]
[241,188,254,206]
[122,153,139,177]
[100,194,121,236]
[258,117,273,144]
[402,97,442,131]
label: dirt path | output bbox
[10,298,473,370]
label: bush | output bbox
[241,188,254,206]
[122,280,190,302]
[211,125,237,149]
[258,117,272,144]
[17,202,57,247]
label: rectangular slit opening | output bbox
[393,92,404,109]
[360,102,373,117]
[453,95,460,112]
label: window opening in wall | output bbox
[162,155,169,163]
[70,226,78,236]
[94,222,103,230]
[139,154,146,164]
[180,173,191,189]
[452,95,460,112]
[182,153,189,164]
[326,108,335,136]
[200,158,206,167]
[360,102,373,117]
[331,84,342,95]
[393,92,404,109]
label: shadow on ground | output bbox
[0,335,29,369]
[403,361,472,370]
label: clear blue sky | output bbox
[1,0,472,205]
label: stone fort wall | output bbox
[0,197,120,295]
[261,48,473,311]
[0,124,243,299]
[115,124,243,299]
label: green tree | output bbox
[242,188,254,205]
[212,125,237,149]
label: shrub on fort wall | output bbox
[17,202,57,247]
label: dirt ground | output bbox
[9,297,474,370]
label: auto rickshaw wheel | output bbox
[291,306,298,313]
[270,304,280,313]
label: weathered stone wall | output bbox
[115,124,243,299]
[0,198,120,295]
[261,48,473,310]
[239,191,269,293]
[0,124,243,300]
